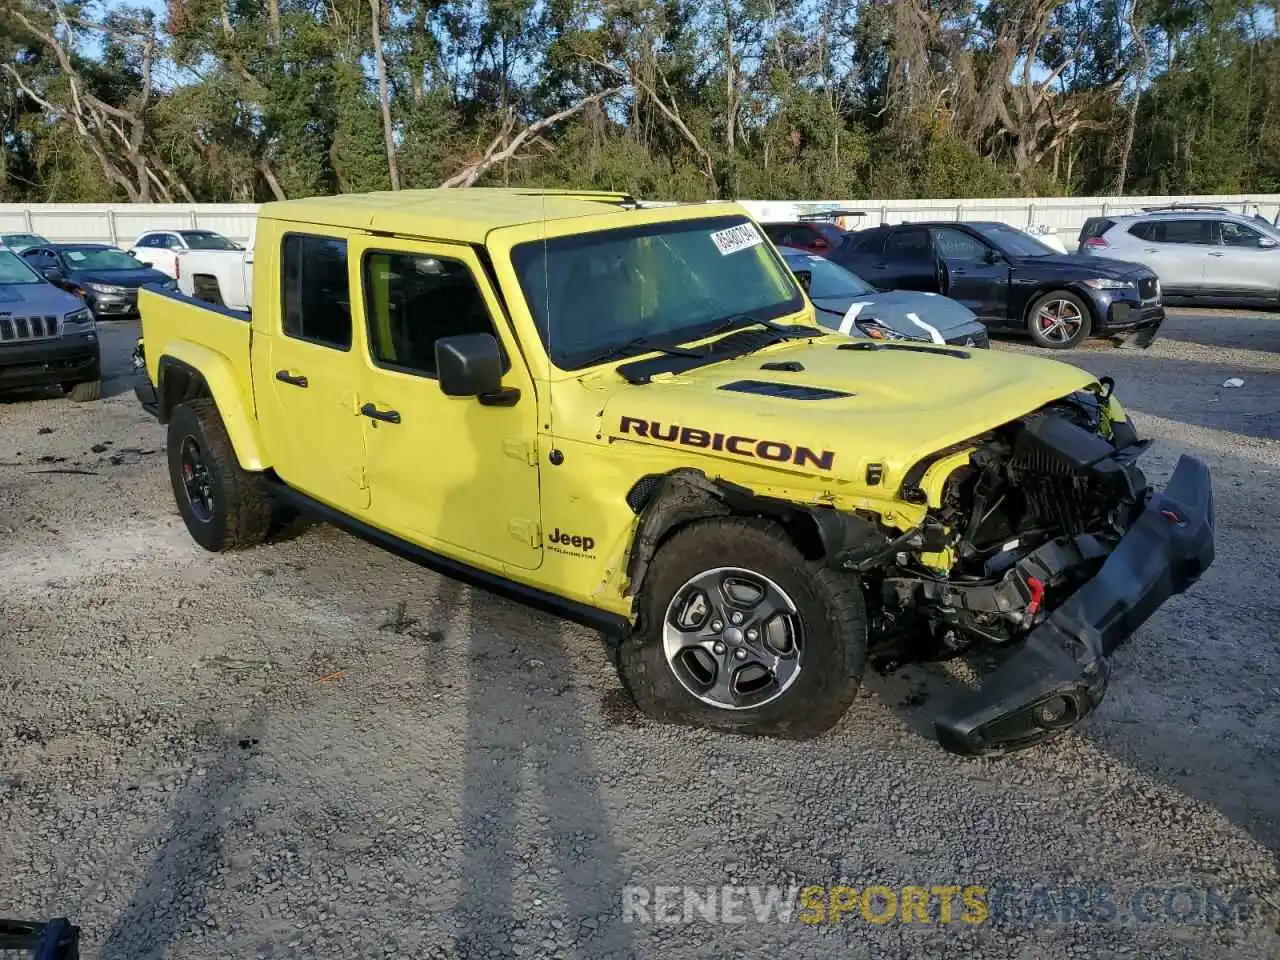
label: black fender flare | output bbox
[622,468,885,599]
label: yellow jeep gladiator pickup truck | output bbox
[135,189,1215,755]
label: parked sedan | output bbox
[19,243,175,319]
[833,221,1164,349]
[779,248,990,347]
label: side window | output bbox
[281,234,352,350]
[137,235,157,248]
[363,250,499,378]
[761,224,788,245]
[1220,221,1266,248]
[1127,222,1154,241]
[931,227,989,261]
[1152,219,1215,245]
[884,227,932,258]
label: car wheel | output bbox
[166,398,273,552]
[66,380,101,402]
[617,517,868,738]
[1027,291,1092,349]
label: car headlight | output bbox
[64,307,94,327]
[85,282,127,294]
[854,318,913,341]
[1082,278,1133,290]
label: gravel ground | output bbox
[1,311,1277,959]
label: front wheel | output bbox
[166,398,273,552]
[617,517,868,738]
[1027,290,1092,349]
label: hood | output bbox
[599,335,1096,489]
[811,290,978,336]
[0,281,85,315]
[1009,253,1153,280]
[70,268,169,288]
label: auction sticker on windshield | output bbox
[710,223,763,256]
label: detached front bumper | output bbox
[934,454,1215,756]
[1103,302,1164,348]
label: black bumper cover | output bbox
[934,453,1215,756]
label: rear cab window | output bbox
[281,233,352,350]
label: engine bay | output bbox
[861,385,1155,669]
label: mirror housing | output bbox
[792,269,813,293]
[983,248,1002,264]
[41,268,63,284]
[435,333,516,405]
[1259,237,1278,249]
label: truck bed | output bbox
[137,284,256,420]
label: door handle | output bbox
[1143,248,1158,253]
[275,370,308,387]
[1208,251,1225,257]
[952,267,967,275]
[360,402,401,424]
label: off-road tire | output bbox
[167,398,272,552]
[1026,290,1092,349]
[617,517,868,739]
[66,380,101,402]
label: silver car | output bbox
[1078,207,1280,303]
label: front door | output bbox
[930,226,1009,321]
[350,237,543,572]
[258,230,370,513]
[1212,220,1280,297]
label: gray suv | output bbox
[1078,206,1280,304]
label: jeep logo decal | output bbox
[548,527,596,555]
[618,416,835,471]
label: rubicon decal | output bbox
[618,416,835,471]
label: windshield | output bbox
[180,231,238,251]
[0,250,42,284]
[787,254,876,298]
[511,215,804,370]
[970,223,1057,257]
[61,247,142,271]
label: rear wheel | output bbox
[1027,291,1092,349]
[166,398,272,552]
[617,517,868,738]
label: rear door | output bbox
[1144,218,1216,294]
[1211,220,1280,297]
[868,226,937,291]
[930,226,1009,321]
[351,237,542,570]
[257,230,370,513]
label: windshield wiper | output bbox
[701,313,792,339]
[577,337,704,368]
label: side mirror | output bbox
[984,248,1002,264]
[792,269,813,293]
[127,250,137,257]
[435,333,517,405]
[41,268,63,284]
[1259,237,1278,249]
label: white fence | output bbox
[4,194,1280,248]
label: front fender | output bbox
[156,343,269,472]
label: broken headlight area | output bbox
[854,395,1153,668]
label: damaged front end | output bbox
[848,385,1215,756]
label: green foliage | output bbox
[2,0,1279,203]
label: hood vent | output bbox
[838,341,971,359]
[719,379,853,400]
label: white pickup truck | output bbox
[128,228,253,311]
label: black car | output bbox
[831,221,1165,349]
[19,243,174,319]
